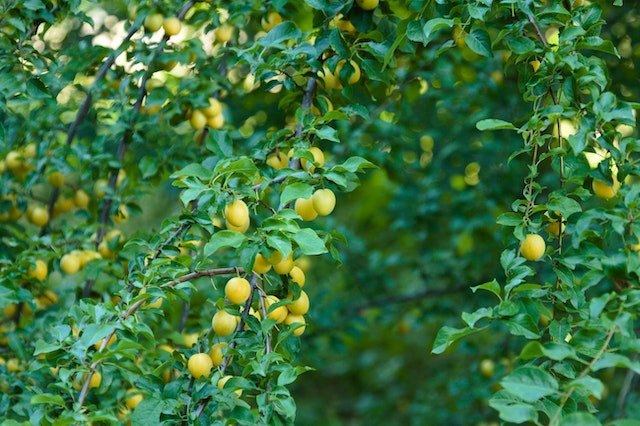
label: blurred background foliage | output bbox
[1,0,639,424]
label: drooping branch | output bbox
[77,265,242,408]
[194,273,260,418]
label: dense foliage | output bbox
[1,0,639,425]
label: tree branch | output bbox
[77,266,241,408]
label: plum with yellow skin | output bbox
[60,253,81,274]
[336,59,361,85]
[261,12,282,32]
[301,147,325,172]
[163,17,181,37]
[225,277,252,305]
[225,200,249,228]
[289,266,306,287]
[520,234,546,261]
[144,13,164,32]
[212,310,238,337]
[266,295,288,323]
[284,314,306,336]
[209,342,228,367]
[311,189,336,216]
[592,179,619,199]
[273,253,294,275]
[28,260,48,281]
[252,253,272,274]
[356,0,379,10]
[287,290,309,315]
[28,206,49,227]
[188,353,213,379]
[215,24,234,42]
[295,197,318,221]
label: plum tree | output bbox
[1,1,638,425]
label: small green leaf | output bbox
[170,163,211,180]
[315,125,340,143]
[422,18,454,41]
[489,390,538,423]
[431,326,481,354]
[500,366,559,403]
[546,196,582,218]
[471,279,502,299]
[507,36,536,55]
[569,376,604,399]
[477,119,516,131]
[280,183,314,205]
[204,231,246,257]
[461,307,493,328]
[519,341,577,361]
[214,157,259,179]
[267,232,292,258]
[139,156,159,179]
[559,412,602,426]
[496,212,522,226]
[34,339,61,355]
[465,29,493,57]
[31,394,65,406]
[257,22,302,48]
[338,156,376,173]
[291,228,327,255]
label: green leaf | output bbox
[257,22,302,48]
[471,279,502,299]
[592,353,640,374]
[31,394,65,406]
[139,156,159,179]
[465,29,492,57]
[267,232,292,258]
[505,314,540,339]
[496,212,522,226]
[477,119,516,131]
[546,196,582,218]
[507,36,536,55]
[34,339,61,355]
[130,398,163,424]
[422,18,454,42]
[338,156,376,173]
[315,125,340,142]
[206,129,234,157]
[291,228,327,255]
[204,231,246,257]
[489,390,538,423]
[500,366,559,403]
[407,18,454,46]
[214,157,259,179]
[559,412,602,426]
[461,307,493,328]
[170,163,211,180]
[431,326,482,354]
[519,341,577,361]
[280,183,314,205]
[277,367,299,386]
[406,20,427,45]
[569,376,604,399]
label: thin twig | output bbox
[549,306,621,425]
[527,13,548,47]
[66,23,141,146]
[194,274,259,418]
[616,356,637,414]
